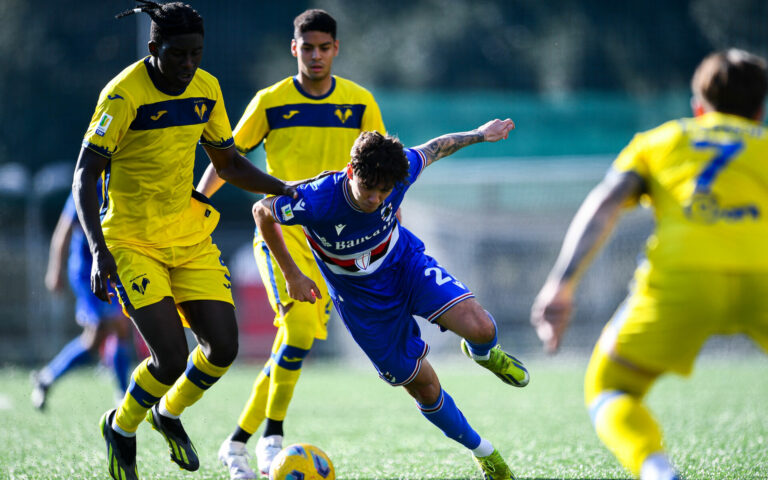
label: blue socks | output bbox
[417,388,481,450]
[45,337,94,382]
[44,335,132,393]
[110,340,132,393]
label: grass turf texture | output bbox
[0,354,766,479]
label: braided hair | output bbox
[116,1,204,42]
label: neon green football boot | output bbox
[100,409,139,480]
[145,404,200,471]
[461,340,530,387]
[473,449,516,480]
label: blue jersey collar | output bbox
[293,75,336,100]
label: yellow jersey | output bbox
[234,75,385,252]
[82,57,234,248]
[613,111,768,271]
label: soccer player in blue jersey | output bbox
[73,3,299,480]
[31,189,133,411]
[252,118,526,480]
[531,49,768,480]
[197,9,386,479]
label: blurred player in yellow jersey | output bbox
[73,2,299,480]
[196,9,385,479]
[531,49,768,480]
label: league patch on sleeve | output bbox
[281,203,294,221]
[95,113,113,137]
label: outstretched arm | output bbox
[415,118,515,166]
[203,144,295,198]
[252,198,321,303]
[530,170,645,353]
[196,163,227,197]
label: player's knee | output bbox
[406,378,441,405]
[152,351,188,382]
[205,336,239,367]
[464,311,496,344]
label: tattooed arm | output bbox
[415,118,515,166]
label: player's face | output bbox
[348,175,394,213]
[291,31,338,82]
[150,33,204,91]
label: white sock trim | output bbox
[472,352,491,361]
[258,434,283,447]
[158,397,179,419]
[111,417,136,438]
[640,452,677,480]
[471,438,494,457]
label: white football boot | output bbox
[255,435,283,476]
[218,438,258,479]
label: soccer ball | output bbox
[268,443,335,480]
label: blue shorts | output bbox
[70,274,124,327]
[330,250,473,386]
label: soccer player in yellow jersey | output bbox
[72,3,298,480]
[196,9,386,478]
[531,49,768,480]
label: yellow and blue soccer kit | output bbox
[586,112,768,475]
[82,57,237,433]
[233,75,385,432]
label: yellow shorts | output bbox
[597,262,768,376]
[112,237,234,325]
[253,235,331,339]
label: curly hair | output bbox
[116,1,204,42]
[349,131,410,190]
[692,49,767,119]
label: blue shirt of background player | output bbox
[60,182,122,324]
[62,192,94,286]
[270,147,428,308]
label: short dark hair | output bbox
[349,132,410,190]
[692,49,767,119]
[116,1,204,42]
[293,9,336,40]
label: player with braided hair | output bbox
[74,2,298,479]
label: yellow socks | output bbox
[591,391,664,476]
[163,346,230,417]
[115,358,172,434]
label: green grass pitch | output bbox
[0,354,766,479]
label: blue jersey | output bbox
[60,184,123,325]
[271,148,427,295]
[62,195,91,286]
[271,147,475,386]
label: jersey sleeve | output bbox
[82,85,135,158]
[233,90,269,154]
[611,132,650,179]
[404,148,428,184]
[200,78,235,149]
[360,92,386,134]
[270,188,315,227]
